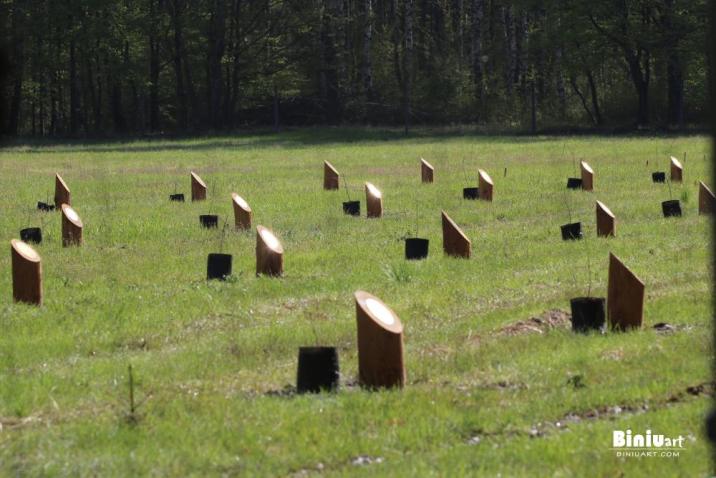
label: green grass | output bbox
[0,129,712,476]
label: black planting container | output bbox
[567,178,582,189]
[661,200,682,217]
[463,187,479,200]
[405,238,429,260]
[206,253,232,280]
[560,222,583,241]
[37,201,55,212]
[652,172,666,183]
[20,227,42,244]
[296,346,339,393]
[570,297,606,333]
[342,201,360,216]
[199,214,219,228]
[170,193,185,202]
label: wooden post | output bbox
[354,290,405,389]
[61,204,83,246]
[596,200,616,237]
[670,156,683,182]
[256,225,284,276]
[54,173,71,208]
[441,211,471,258]
[478,169,493,201]
[699,181,715,214]
[607,253,645,330]
[420,158,434,183]
[323,161,340,190]
[231,193,252,230]
[580,161,594,191]
[11,239,42,305]
[365,182,383,218]
[191,171,207,201]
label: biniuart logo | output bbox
[612,429,686,458]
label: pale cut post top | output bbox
[11,239,41,262]
[61,204,83,227]
[354,290,403,334]
[478,169,493,185]
[324,161,339,175]
[420,157,434,169]
[441,210,471,243]
[231,192,251,212]
[670,156,683,169]
[257,225,284,253]
[365,182,382,198]
[56,173,70,192]
[191,171,207,187]
[610,252,645,286]
[596,200,614,218]
[581,161,593,174]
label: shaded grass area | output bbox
[0,131,712,475]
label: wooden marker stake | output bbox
[595,200,616,237]
[699,181,715,215]
[11,239,42,305]
[54,173,71,208]
[478,169,493,201]
[191,171,207,201]
[61,204,83,246]
[365,182,383,218]
[420,158,434,183]
[231,193,252,230]
[354,290,405,389]
[670,156,683,182]
[441,211,471,258]
[607,252,645,330]
[580,161,594,191]
[256,225,284,276]
[323,161,340,190]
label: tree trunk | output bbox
[403,0,413,135]
[207,0,226,130]
[69,38,80,136]
[666,51,684,128]
[586,69,603,126]
[7,1,24,136]
[361,0,373,105]
[471,0,484,107]
[148,0,161,132]
[170,0,188,131]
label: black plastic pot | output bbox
[463,187,479,200]
[20,227,42,244]
[405,238,429,260]
[567,178,582,189]
[652,172,666,183]
[170,193,185,202]
[296,346,339,393]
[570,297,606,333]
[37,201,55,212]
[343,201,360,216]
[560,222,583,240]
[206,253,232,280]
[662,199,682,217]
[199,214,219,228]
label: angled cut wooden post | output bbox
[580,161,594,191]
[670,156,683,182]
[478,169,493,201]
[607,253,645,330]
[441,211,471,258]
[420,158,434,183]
[191,171,207,201]
[595,200,616,237]
[54,173,71,208]
[698,181,715,214]
[231,193,252,230]
[61,204,83,246]
[323,161,340,190]
[354,290,405,389]
[256,225,284,276]
[11,239,42,305]
[365,182,383,218]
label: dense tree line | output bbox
[0,0,709,137]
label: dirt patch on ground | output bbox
[495,309,571,336]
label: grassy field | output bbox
[0,129,712,476]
